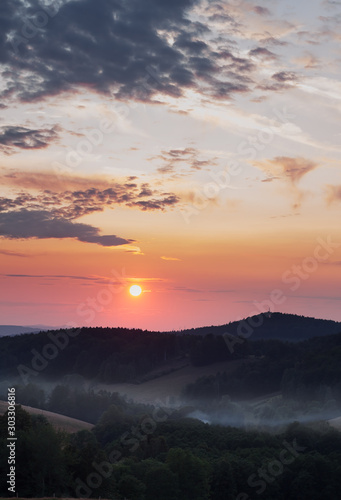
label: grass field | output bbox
[328,416,341,431]
[95,358,246,404]
[0,401,93,433]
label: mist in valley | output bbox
[2,374,341,435]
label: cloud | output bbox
[0,171,103,191]
[0,0,309,105]
[322,0,341,9]
[272,71,298,82]
[0,0,255,104]
[129,195,179,211]
[254,157,318,184]
[2,273,99,280]
[0,172,181,216]
[0,171,182,246]
[150,147,217,176]
[325,185,341,204]
[161,256,181,261]
[0,249,32,257]
[0,209,133,247]
[171,285,235,293]
[249,47,278,60]
[0,125,60,154]
[294,52,320,69]
[254,156,318,210]
[252,6,271,16]
[126,277,166,283]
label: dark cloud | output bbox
[272,71,298,82]
[174,32,209,55]
[259,36,288,47]
[257,80,294,92]
[0,209,133,247]
[204,2,239,26]
[0,172,181,245]
[0,249,32,257]
[0,125,59,154]
[0,0,300,103]
[150,147,217,175]
[129,194,179,211]
[214,48,256,74]
[257,71,300,93]
[0,173,181,216]
[252,6,271,16]
[249,47,278,60]
[0,0,256,103]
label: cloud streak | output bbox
[325,185,341,204]
[0,0,303,106]
[254,156,318,184]
[150,147,217,176]
[0,210,133,247]
[1,0,249,103]
[0,125,60,154]
[0,172,181,217]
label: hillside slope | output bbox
[180,312,341,341]
[0,325,44,337]
[0,400,93,433]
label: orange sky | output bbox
[0,0,341,329]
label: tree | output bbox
[118,474,146,500]
[166,448,210,500]
[210,457,237,500]
[145,465,179,500]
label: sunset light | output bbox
[1,2,341,496]
[129,285,142,297]
[0,0,340,332]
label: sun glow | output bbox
[129,285,142,296]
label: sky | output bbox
[0,0,340,331]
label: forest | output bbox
[1,402,341,499]
[1,313,341,498]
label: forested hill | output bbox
[179,312,341,342]
[0,325,47,337]
[0,312,340,386]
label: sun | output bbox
[129,285,142,297]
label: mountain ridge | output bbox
[0,325,57,337]
[177,312,341,341]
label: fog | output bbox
[1,377,340,434]
[185,395,341,432]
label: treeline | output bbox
[1,404,341,499]
[184,333,341,404]
[0,327,195,383]
[181,312,341,341]
[7,384,156,425]
[1,324,341,393]
[0,326,246,384]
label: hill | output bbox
[0,400,93,433]
[180,312,341,342]
[0,313,340,386]
[95,358,246,404]
[0,325,54,337]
